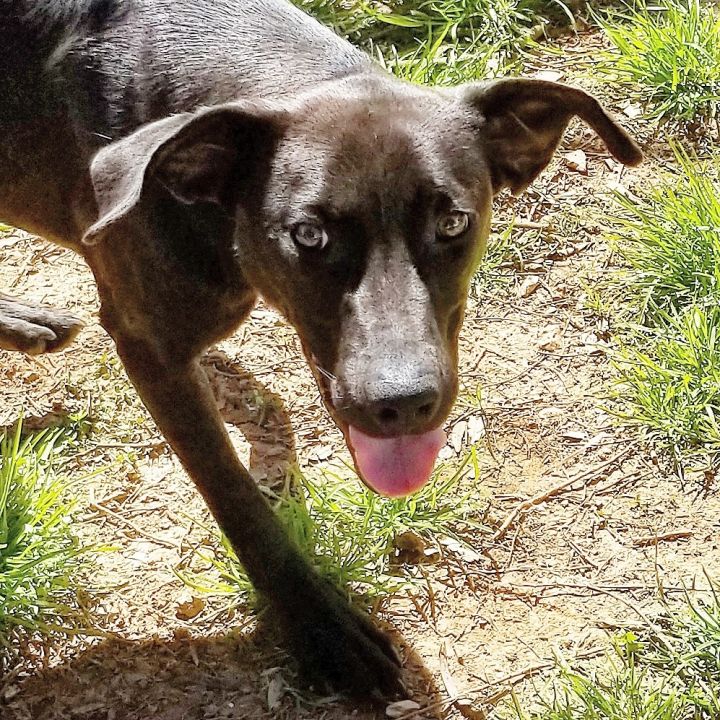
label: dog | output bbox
[0,0,642,699]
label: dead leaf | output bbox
[451,420,467,453]
[562,430,588,443]
[467,415,485,444]
[623,102,643,119]
[439,642,460,697]
[539,331,563,352]
[604,158,619,171]
[540,339,561,352]
[392,530,429,565]
[564,149,587,174]
[441,537,483,563]
[607,179,642,203]
[267,672,285,711]
[534,69,564,82]
[175,596,205,620]
[311,445,333,461]
[518,275,541,298]
[386,700,421,718]
[456,698,488,720]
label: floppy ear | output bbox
[459,78,642,195]
[82,102,283,245]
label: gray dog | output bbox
[0,0,641,698]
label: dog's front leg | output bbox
[105,328,403,699]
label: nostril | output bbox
[418,402,433,417]
[377,406,400,425]
[371,390,440,431]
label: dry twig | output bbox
[632,530,694,547]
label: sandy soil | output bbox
[1,31,719,720]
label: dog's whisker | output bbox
[315,365,337,382]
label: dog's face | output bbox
[85,77,641,496]
[236,82,493,494]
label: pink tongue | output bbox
[348,426,446,497]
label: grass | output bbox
[646,583,720,715]
[0,419,95,670]
[604,145,720,472]
[503,581,720,719]
[612,306,720,462]
[608,147,720,324]
[375,25,510,85]
[178,449,489,607]
[298,0,538,50]
[293,0,559,83]
[597,0,720,125]
[506,639,691,719]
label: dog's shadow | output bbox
[201,348,297,493]
[3,351,443,719]
[4,622,442,720]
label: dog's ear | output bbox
[458,79,642,195]
[82,103,283,245]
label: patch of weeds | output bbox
[292,0,373,39]
[605,145,720,472]
[375,25,510,85]
[608,146,720,324]
[645,583,720,716]
[612,305,720,465]
[502,584,720,719]
[596,0,720,125]
[506,639,690,719]
[178,449,489,607]
[294,0,555,83]
[0,419,96,670]
[366,0,537,64]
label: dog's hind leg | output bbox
[0,293,83,355]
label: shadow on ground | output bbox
[3,620,441,720]
[2,350,442,719]
[202,349,298,492]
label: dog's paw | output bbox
[0,296,83,354]
[277,578,405,700]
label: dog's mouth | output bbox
[345,424,446,497]
[308,354,447,497]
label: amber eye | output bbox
[437,211,470,239]
[291,222,328,249]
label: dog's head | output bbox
[84,77,641,496]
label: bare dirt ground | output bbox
[2,31,719,720]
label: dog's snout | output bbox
[371,386,440,432]
[364,371,442,434]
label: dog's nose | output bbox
[366,376,441,434]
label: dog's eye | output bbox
[436,211,470,239]
[291,222,328,249]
